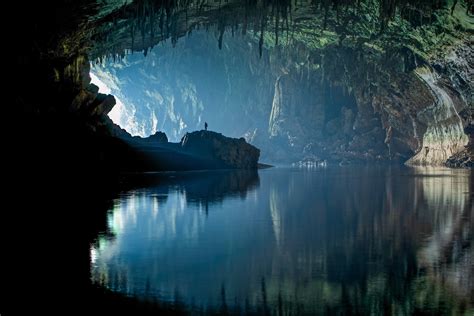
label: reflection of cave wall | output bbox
[263,167,473,314]
[91,168,473,314]
[415,168,473,301]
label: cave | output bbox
[10,0,474,315]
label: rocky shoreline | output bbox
[115,128,261,171]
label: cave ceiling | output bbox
[89,0,471,62]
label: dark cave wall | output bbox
[15,1,159,176]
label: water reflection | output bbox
[90,167,473,315]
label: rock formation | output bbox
[180,131,260,169]
[144,131,168,143]
[110,127,260,170]
[405,66,469,165]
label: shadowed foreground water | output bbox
[90,167,473,315]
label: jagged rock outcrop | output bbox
[144,131,168,143]
[109,124,259,170]
[180,131,260,169]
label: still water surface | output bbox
[90,167,473,314]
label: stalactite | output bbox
[92,0,452,63]
[275,8,280,45]
[150,4,155,40]
[259,20,265,57]
[323,0,329,29]
[218,23,225,49]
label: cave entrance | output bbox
[90,29,362,163]
[90,31,271,142]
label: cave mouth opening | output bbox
[13,0,471,168]
[90,30,272,143]
[89,28,365,163]
[85,0,472,166]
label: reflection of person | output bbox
[204,122,208,131]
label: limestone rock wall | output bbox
[406,66,469,166]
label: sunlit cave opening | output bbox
[90,30,366,164]
[90,31,271,141]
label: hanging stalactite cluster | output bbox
[90,0,463,61]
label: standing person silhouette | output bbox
[204,122,208,131]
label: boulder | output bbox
[146,131,168,143]
[180,131,260,169]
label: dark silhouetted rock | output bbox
[145,131,168,143]
[90,93,116,116]
[180,131,260,169]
